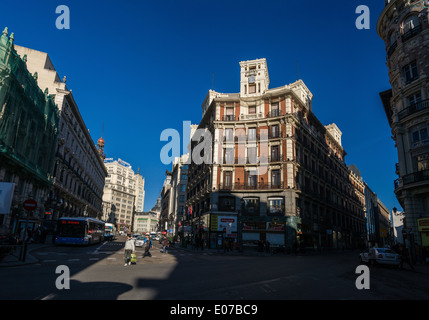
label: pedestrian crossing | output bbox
[32,247,200,264]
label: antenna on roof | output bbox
[212,72,214,90]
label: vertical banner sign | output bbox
[0,182,15,214]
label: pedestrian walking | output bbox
[161,237,168,254]
[143,235,152,258]
[123,234,135,266]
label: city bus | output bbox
[54,217,105,245]
[104,223,115,241]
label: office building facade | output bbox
[185,58,367,250]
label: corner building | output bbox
[377,0,429,247]
[185,58,366,250]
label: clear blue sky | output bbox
[1,0,401,212]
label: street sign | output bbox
[23,199,37,211]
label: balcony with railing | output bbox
[401,24,422,42]
[222,115,237,122]
[218,181,285,191]
[267,109,281,118]
[398,99,429,120]
[222,155,286,165]
[240,113,265,121]
[412,138,429,149]
[268,131,283,139]
[395,169,429,190]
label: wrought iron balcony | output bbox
[222,115,236,121]
[218,182,284,191]
[395,170,429,190]
[401,24,422,42]
[267,109,281,118]
[398,99,429,120]
[268,131,283,139]
[221,155,285,165]
[240,113,264,121]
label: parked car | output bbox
[360,247,400,267]
[135,236,145,247]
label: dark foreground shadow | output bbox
[52,280,133,300]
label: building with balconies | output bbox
[185,58,367,251]
[13,45,107,222]
[378,0,429,247]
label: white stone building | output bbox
[103,158,142,232]
[135,169,145,214]
[133,212,158,234]
[169,154,190,236]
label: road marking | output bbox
[43,260,57,263]
[89,258,100,261]
[41,293,57,300]
[67,259,80,262]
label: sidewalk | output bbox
[0,236,54,268]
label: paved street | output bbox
[1,236,429,300]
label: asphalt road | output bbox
[1,236,428,301]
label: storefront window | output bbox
[219,196,235,212]
[268,197,284,216]
[243,197,260,215]
[242,221,265,232]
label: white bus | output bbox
[105,223,115,241]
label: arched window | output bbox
[404,15,420,33]
[402,15,422,41]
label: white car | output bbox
[360,247,400,267]
[135,236,145,247]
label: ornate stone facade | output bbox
[0,28,59,231]
[378,0,429,246]
[185,58,367,250]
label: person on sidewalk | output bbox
[143,235,152,258]
[123,234,135,266]
[161,237,168,254]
